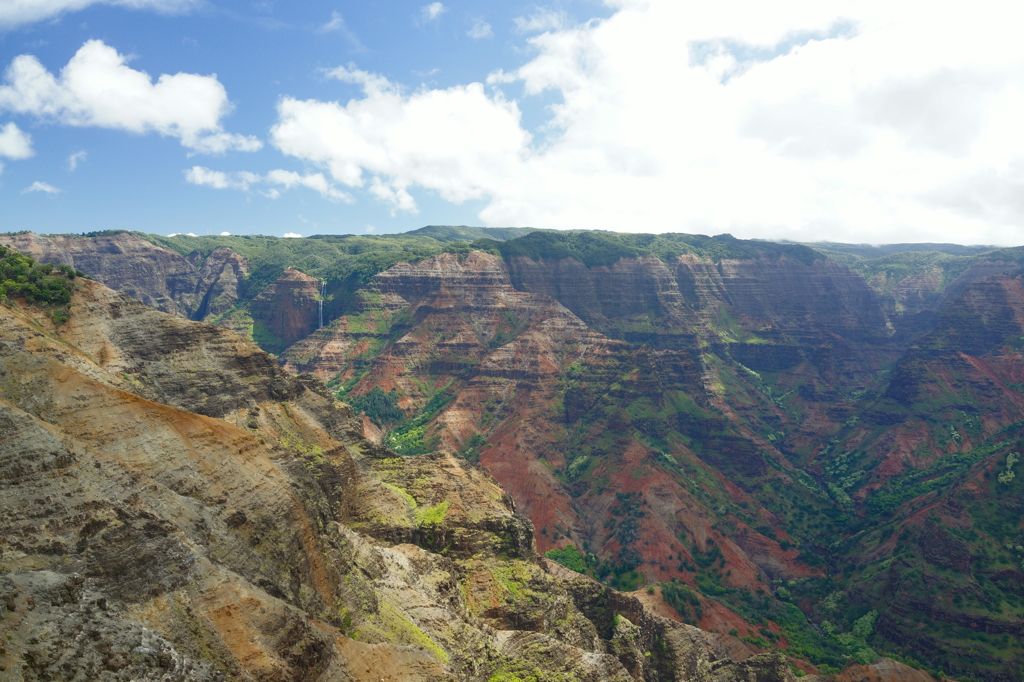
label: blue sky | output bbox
[0,1,612,236]
[2,1,1023,244]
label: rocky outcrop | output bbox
[250,267,320,354]
[0,232,249,323]
[0,231,202,317]
[0,276,795,681]
[194,246,248,321]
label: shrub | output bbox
[0,245,75,317]
[348,386,405,424]
[545,544,588,573]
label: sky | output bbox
[1,1,1023,244]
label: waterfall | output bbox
[318,280,325,329]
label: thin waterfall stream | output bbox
[318,279,325,329]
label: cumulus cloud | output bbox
[185,165,351,202]
[22,180,62,194]
[282,232,302,238]
[266,1,1024,244]
[0,40,261,154]
[467,18,493,40]
[270,64,528,213]
[419,2,445,23]
[0,0,198,29]
[67,150,87,171]
[0,122,33,160]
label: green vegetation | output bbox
[382,382,458,455]
[997,451,1019,483]
[0,244,78,305]
[476,229,821,268]
[129,226,534,310]
[348,386,405,425]
[863,442,1004,514]
[0,244,80,321]
[660,580,702,623]
[544,544,587,573]
[416,500,450,526]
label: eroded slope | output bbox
[0,278,796,682]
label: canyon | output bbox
[3,227,1023,681]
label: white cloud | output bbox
[185,165,352,202]
[467,18,493,40]
[0,122,33,159]
[282,232,302,238]
[271,66,528,213]
[0,0,198,29]
[219,231,230,235]
[184,166,259,190]
[0,40,261,154]
[513,8,566,33]
[266,1,1024,245]
[420,2,446,23]
[67,150,87,171]
[22,180,62,194]
[264,168,351,201]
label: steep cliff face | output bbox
[285,252,629,560]
[194,246,249,321]
[830,273,1024,484]
[0,232,249,323]
[800,272,1024,681]
[0,277,800,682]
[281,253,832,631]
[503,250,904,465]
[0,231,202,316]
[506,252,891,345]
[250,267,321,354]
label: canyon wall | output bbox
[0,275,802,681]
[4,230,1002,680]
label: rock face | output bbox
[194,246,249,321]
[506,252,891,345]
[5,231,991,681]
[0,232,252,324]
[0,276,796,682]
[282,252,827,610]
[250,268,321,354]
[0,231,202,317]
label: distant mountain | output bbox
[804,241,997,259]
[402,224,542,242]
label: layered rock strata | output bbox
[281,252,824,602]
[0,277,797,682]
